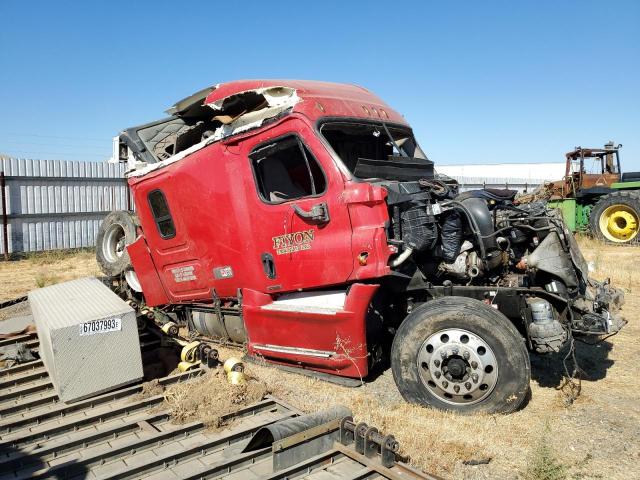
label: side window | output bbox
[148,189,176,239]
[250,135,326,203]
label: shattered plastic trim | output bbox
[208,86,298,111]
[127,86,300,178]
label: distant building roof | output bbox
[436,162,565,182]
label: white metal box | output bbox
[28,277,143,403]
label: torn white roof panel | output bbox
[207,86,298,110]
[127,86,300,179]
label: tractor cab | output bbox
[563,141,622,197]
[541,141,640,243]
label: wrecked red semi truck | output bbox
[99,80,625,414]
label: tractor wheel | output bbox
[589,191,640,244]
[391,297,530,414]
[96,211,138,276]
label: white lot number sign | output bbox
[78,318,122,336]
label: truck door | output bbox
[134,181,211,303]
[243,121,354,292]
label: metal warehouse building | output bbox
[437,162,565,192]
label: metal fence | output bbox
[0,157,129,256]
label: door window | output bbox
[148,189,176,239]
[250,136,326,203]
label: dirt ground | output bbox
[1,240,638,479]
[0,250,100,304]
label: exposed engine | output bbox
[383,180,626,353]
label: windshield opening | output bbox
[319,121,431,181]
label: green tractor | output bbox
[542,142,640,244]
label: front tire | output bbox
[589,191,640,243]
[96,211,138,276]
[391,297,530,414]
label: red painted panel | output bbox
[129,169,211,303]
[242,283,378,378]
[129,115,360,300]
[234,118,356,292]
[126,236,170,306]
[342,181,392,280]
[127,105,396,303]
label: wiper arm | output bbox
[381,121,409,158]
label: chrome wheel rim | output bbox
[102,223,126,263]
[125,269,142,292]
[417,328,499,405]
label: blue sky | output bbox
[1,1,638,170]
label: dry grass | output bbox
[576,235,640,291]
[0,249,100,301]
[131,378,164,402]
[523,423,567,480]
[162,369,268,430]
[210,239,640,479]
[2,244,638,478]
[33,270,62,288]
[211,324,639,478]
[220,350,514,476]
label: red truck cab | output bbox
[123,80,412,379]
[99,79,624,414]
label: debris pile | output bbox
[162,367,268,430]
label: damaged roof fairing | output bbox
[124,80,407,179]
[127,86,300,178]
[204,80,408,127]
[165,85,217,117]
[209,86,300,129]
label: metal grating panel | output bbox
[0,302,432,480]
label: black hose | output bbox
[480,223,553,239]
[441,200,487,262]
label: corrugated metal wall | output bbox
[0,158,129,254]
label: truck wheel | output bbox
[391,297,530,414]
[589,191,640,243]
[96,211,138,276]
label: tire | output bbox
[96,211,138,276]
[391,297,530,414]
[589,191,640,244]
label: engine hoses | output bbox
[389,247,414,267]
[441,200,488,264]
